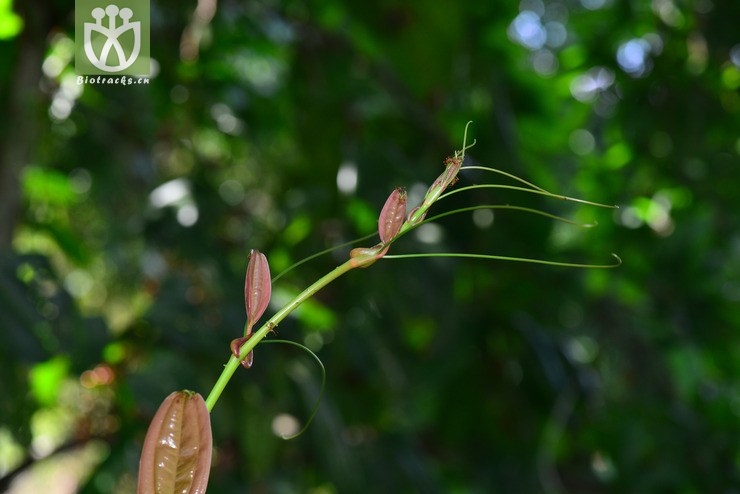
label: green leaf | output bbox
[0,0,23,40]
[29,356,70,407]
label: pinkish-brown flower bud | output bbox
[349,244,385,268]
[245,249,271,334]
[138,390,212,494]
[236,249,271,369]
[378,187,407,243]
[230,336,254,368]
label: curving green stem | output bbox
[204,123,620,413]
[205,258,358,412]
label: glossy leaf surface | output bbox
[138,391,212,494]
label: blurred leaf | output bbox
[0,0,22,39]
[29,355,69,407]
[21,167,77,207]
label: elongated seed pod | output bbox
[138,391,212,494]
[245,249,271,335]
[378,188,407,243]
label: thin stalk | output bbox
[385,205,596,254]
[425,205,597,227]
[259,339,326,440]
[417,204,598,232]
[205,259,357,412]
[439,184,618,209]
[460,165,550,193]
[383,252,622,269]
[271,232,378,283]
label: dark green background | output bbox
[1,0,739,492]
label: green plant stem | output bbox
[204,259,358,413]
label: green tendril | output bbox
[258,339,326,440]
[423,204,598,228]
[457,121,477,159]
[383,252,622,269]
[439,184,618,209]
[460,165,550,193]
[272,232,379,283]
[388,206,596,250]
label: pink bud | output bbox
[230,336,254,368]
[349,244,383,268]
[238,249,271,369]
[378,187,407,243]
[245,249,271,335]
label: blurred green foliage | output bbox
[1,0,739,492]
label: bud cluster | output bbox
[350,154,463,266]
